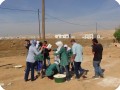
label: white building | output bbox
[55,34,71,39]
[82,34,101,39]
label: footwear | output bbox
[102,69,105,73]
[80,71,86,77]
[41,70,45,79]
[85,70,89,75]
[100,75,104,78]
[92,76,99,79]
[82,75,87,79]
[66,78,70,81]
[75,76,80,80]
[25,79,28,82]
[37,72,40,76]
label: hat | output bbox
[64,44,68,47]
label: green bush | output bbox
[114,28,120,43]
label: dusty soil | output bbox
[0,41,120,90]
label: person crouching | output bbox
[45,60,60,80]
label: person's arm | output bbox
[71,46,76,62]
[54,47,63,56]
[92,45,96,54]
[34,47,43,55]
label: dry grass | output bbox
[0,39,113,58]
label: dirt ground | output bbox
[0,41,120,90]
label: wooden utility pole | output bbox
[96,22,98,35]
[95,22,98,39]
[38,9,41,39]
[42,0,45,41]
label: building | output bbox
[55,34,71,39]
[82,34,101,39]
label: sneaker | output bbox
[92,76,99,79]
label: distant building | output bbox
[55,34,71,39]
[82,34,101,39]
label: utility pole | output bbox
[96,22,98,35]
[95,22,98,39]
[38,9,41,39]
[42,0,45,41]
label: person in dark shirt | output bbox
[92,38,104,79]
[43,41,51,69]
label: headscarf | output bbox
[55,41,63,53]
[36,41,40,48]
[64,44,71,51]
[54,41,63,61]
[30,40,37,46]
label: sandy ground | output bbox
[0,45,120,90]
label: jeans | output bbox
[74,61,84,78]
[60,65,70,80]
[93,61,103,76]
[37,61,43,72]
[24,62,34,81]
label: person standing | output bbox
[92,38,104,79]
[43,41,51,69]
[24,40,42,81]
[64,44,74,72]
[71,39,86,79]
[55,41,70,81]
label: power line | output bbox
[0,7,37,12]
[45,14,90,26]
[0,6,92,26]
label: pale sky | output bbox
[0,0,120,36]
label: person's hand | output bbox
[71,57,74,62]
[40,47,43,51]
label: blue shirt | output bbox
[72,43,83,62]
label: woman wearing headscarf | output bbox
[54,41,70,81]
[24,40,42,81]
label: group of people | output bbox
[24,38,104,82]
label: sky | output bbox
[0,0,120,36]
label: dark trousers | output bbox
[24,62,34,81]
[43,56,50,69]
[60,65,70,80]
[74,61,84,78]
[43,56,47,69]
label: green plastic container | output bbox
[54,74,66,83]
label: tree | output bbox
[114,27,120,43]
